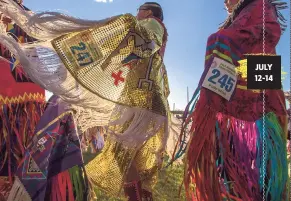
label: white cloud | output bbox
[94,0,113,3]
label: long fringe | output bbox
[166,86,200,167]
[50,170,75,201]
[107,105,168,149]
[68,166,86,201]
[0,0,120,40]
[46,166,90,201]
[186,110,288,200]
[0,101,45,180]
[217,116,261,200]
[255,112,288,201]
[185,104,220,201]
[0,36,116,117]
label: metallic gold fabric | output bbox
[52,13,170,196]
[139,18,164,45]
[135,124,165,191]
[236,59,247,79]
[51,14,169,116]
[85,123,166,196]
[85,138,137,196]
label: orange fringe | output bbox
[0,101,46,183]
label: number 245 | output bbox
[208,69,234,92]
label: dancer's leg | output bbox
[124,161,142,201]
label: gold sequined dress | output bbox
[80,16,170,196]
[0,7,171,197]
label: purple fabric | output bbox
[14,95,83,201]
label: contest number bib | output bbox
[202,57,237,101]
[53,30,104,71]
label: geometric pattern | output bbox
[21,152,46,180]
[0,93,45,105]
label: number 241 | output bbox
[208,69,234,92]
[70,42,93,66]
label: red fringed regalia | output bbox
[176,0,289,200]
[0,1,46,200]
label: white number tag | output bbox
[202,57,237,101]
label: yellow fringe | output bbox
[0,92,45,105]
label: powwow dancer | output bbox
[0,0,46,200]
[173,0,288,200]
[0,1,170,200]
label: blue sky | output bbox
[23,0,290,110]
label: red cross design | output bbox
[111,70,125,86]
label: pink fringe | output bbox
[217,114,261,200]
